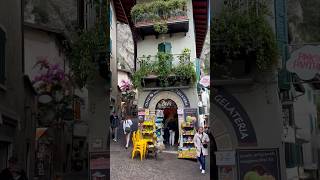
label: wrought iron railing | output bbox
[136,53,191,70]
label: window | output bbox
[0,27,5,84]
[158,42,172,53]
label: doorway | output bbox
[156,99,179,149]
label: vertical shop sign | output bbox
[89,152,109,180]
[237,149,281,180]
[212,87,257,146]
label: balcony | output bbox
[131,0,189,38]
[133,51,196,89]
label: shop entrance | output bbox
[155,99,179,148]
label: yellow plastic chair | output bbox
[136,130,148,158]
[131,131,145,160]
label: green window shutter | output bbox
[196,58,200,81]
[0,28,5,84]
[109,5,112,26]
[275,0,291,90]
[158,42,172,53]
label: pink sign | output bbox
[200,76,210,87]
[286,45,320,80]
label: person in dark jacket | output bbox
[0,157,28,180]
[110,111,119,142]
[167,120,178,146]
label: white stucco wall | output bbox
[24,28,67,80]
[136,0,197,63]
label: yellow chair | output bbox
[131,131,146,160]
[136,130,148,158]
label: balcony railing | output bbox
[137,54,191,71]
[134,52,195,88]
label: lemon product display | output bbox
[178,121,196,159]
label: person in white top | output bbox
[193,127,210,174]
[123,115,133,149]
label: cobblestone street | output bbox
[110,119,210,180]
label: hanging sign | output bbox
[199,75,210,87]
[184,108,198,124]
[286,45,320,80]
[212,87,257,146]
[237,149,281,180]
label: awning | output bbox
[36,128,48,141]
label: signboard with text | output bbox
[286,45,320,80]
[237,149,281,180]
[212,87,257,146]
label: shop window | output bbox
[0,27,5,84]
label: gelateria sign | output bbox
[212,87,257,146]
[286,45,320,80]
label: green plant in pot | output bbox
[175,48,196,85]
[156,52,173,87]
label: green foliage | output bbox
[132,48,196,89]
[153,21,168,34]
[69,29,100,89]
[175,48,196,83]
[156,52,173,86]
[211,0,278,74]
[131,0,187,34]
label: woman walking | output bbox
[193,127,210,174]
[123,115,133,149]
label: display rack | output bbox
[178,121,196,159]
[142,116,157,158]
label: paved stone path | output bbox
[110,118,210,180]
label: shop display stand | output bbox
[142,116,157,159]
[178,121,197,159]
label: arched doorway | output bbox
[155,99,179,147]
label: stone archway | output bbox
[148,91,185,112]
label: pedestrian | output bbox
[193,127,210,174]
[110,111,120,142]
[167,119,177,146]
[0,157,28,180]
[123,115,133,149]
